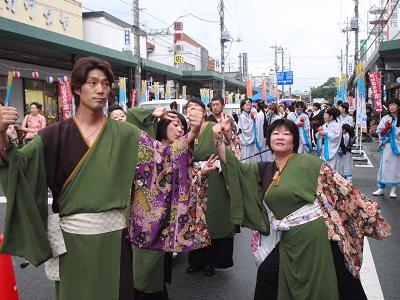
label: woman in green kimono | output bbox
[212,118,391,300]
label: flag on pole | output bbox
[5,71,13,106]
[261,73,267,102]
[118,77,127,111]
[246,74,252,98]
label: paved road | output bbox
[0,140,398,299]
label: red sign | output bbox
[131,89,137,107]
[174,33,183,43]
[368,72,383,112]
[174,22,183,31]
[59,79,73,120]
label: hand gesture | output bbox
[152,107,177,121]
[220,113,231,133]
[201,154,219,175]
[0,106,18,134]
[212,123,223,140]
[187,109,203,129]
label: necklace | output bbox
[272,153,296,186]
[74,116,104,145]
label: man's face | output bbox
[186,102,206,119]
[75,69,110,112]
[295,107,303,115]
[211,100,224,116]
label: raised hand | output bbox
[188,109,203,129]
[220,113,231,132]
[201,154,219,175]
[0,106,18,134]
[212,123,224,140]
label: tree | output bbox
[311,77,337,103]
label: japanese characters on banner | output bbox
[368,72,383,112]
[118,77,127,111]
[141,80,147,102]
[355,64,367,129]
[131,89,137,107]
[59,78,73,120]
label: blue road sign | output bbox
[277,71,293,85]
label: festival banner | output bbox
[131,89,137,107]
[153,82,159,100]
[261,73,267,102]
[141,80,147,102]
[368,72,383,112]
[348,96,355,112]
[246,74,252,98]
[5,71,14,106]
[182,85,187,100]
[118,77,127,111]
[59,79,73,120]
[356,76,367,129]
[166,83,171,100]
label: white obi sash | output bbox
[45,209,126,281]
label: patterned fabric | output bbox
[316,163,391,278]
[127,132,211,252]
[230,120,242,159]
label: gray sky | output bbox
[82,0,377,92]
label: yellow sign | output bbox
[174,55,184,64]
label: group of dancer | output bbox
[0,56,392,300]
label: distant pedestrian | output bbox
[238,99,258,162]
[108,105,127,122]
[287,101,312,153]
[21,101,46,144]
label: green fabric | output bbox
[126,107,157,138]
[266,154,339,300]
[0,136,51,266]
[194,122,235,239]
[0,119,141,299]
[222,148,270,235]
[132,247,165,293]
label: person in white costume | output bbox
[337,102,354,127]
[238,99,258,163]
[372,99,400,198]
[287,101,312,153]
[317,108,342,171]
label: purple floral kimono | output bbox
[127,132,211,252]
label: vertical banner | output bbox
[209,89,213,103]
[166,83,171,100]
[246,74,252,98]
[59,79,73,120]
[368,72,383,112]
[234,93,239,103]
[5,71,13,106]
[348,96,355,112]
[154,82,159,100]
[182,85,187,100]
[118,77,127,111]
[141,80,147,102]
[261,73,267,102]
[356,76,367,129]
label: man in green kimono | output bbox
[0,56,202,300]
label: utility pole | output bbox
[219,0,225,98]
[354,0,359,71]
[345,18,349,79]
[289,52,292,98]
[133,0,141,104]
[280,48,285,98]
[238,53,242,81]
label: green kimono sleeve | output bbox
[0,135,52,266]
[222,148,270,235]
[126,107,157,138]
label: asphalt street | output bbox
[0,140,398,299]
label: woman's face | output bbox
[30,104,39,115]
[110,109,126,122]
[270,126,294,154]
[279,106,285,114]
[389,103,399,114]
[242,101,251,113]
[165,119,184,144]
[324,112,333,123]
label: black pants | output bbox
[254,241,367,300]
[188,237,234,269]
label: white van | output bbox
[224,103,240,117]
[138,99,188,115]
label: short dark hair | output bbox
[170,101,178,110]
[185,97,206,111]
[71,57,114,107]
[211,95,225,106]
[240,98,252,112]
[108,105,125,116]
[30,101,42,110]
[325,107,340,120]
[266,118,299,154]
[294,101,305,109]
[156,111,188,142]
[312,102,321,109]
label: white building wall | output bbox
[83,17,147,58]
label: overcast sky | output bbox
[81,0,378,92]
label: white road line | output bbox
[0,196,53,204]
[361,238,385,300]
